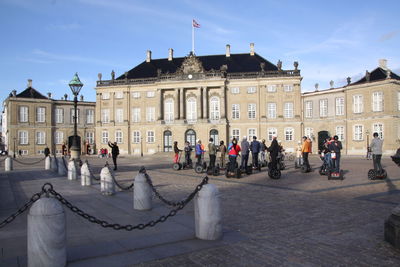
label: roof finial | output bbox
[314,83,319,91]
[329,80,334,88]
[27,79,32,88]
[347,77,351,85]
[365,70,370,82]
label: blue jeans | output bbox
[332,153,341,172]
[241,154,249,169]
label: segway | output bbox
[294,157,303,169]
[225,161,241,178]
[301,164,311,173]
[182,158,193,169]
[277,154,286,170]
[328,169,344,180]
[173,152,183,171]
[194,155,207,174]
[267,162,281,179]
[368,169,387,180]
[318,152,329,176]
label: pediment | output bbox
[177,53,205,74]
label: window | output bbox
[116,108,123,123]
[305,101,313,118]
[319,99,328,117]
[19,106,28,122]
[132,92,141,99]
[55,131,64,144]
[247,87,256,94]
[115,91,123,99]
[19,131,28,144]
[248,103,256,119]
[115,130,123,143]
[102,92,110,99]
[284,102,293,118]
[305,127,313,139]
[353,95,363,113]
[285,127,294,141]
[36,107,45,122]
[86,109,94,124]
[268,128,277,141]
[231,87,240,94]
[353,125,363,141]
[267,103,276,119]
[232,129,240,141]
[248,128,256,140]
[232,104,240,119]
[210,97,220,121]
[102,131,109,144]
[146,107,155,122]
[86,132,94,144]
[101,109,110,123]
[55,108,64,123]
[335,126,345,141]
[267,85,276,92]
[70,109,80,124]
[372,91,383,112]
[335,97,344,116]
[398,92,400,111]
[185,130,196,147]
[186,97,197,123]
[372,123,384,139]
[132,131,140,143]
[164,99,174,122]
[284,85,293,92]
[146,91,155,98]
[147,131,155,143]
[132,108,141,122]
[36,131,45,144]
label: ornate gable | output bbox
[176,53,205,74]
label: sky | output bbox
[1,0,400,104]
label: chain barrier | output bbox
[12,157,46,166]
[0,180,208,231]
[139,166,209,207]
[62,157,68,170]
[85,160,100,181]
[106,163,134,191]
[0,157,7,163]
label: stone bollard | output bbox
[80,161,91,186]
[5,156,13,171]
[385,205,400,248]
[51,155,58,172]
[133,172,152,211]
[45,156,51,170]
[100,165,115,195]
[28,197,66,267]
[68,160,77,180]
[57,157,67,176]
[194,184,222,240]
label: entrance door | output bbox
[318,131,330,152]
[163,130,172,152]
[210,129,219,145]
[185,129,196,147]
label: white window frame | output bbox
[305,101,313,118]
[86,132,94,144]
[19,106,28,123]
[36,131,45,145]
[353,95,363,114]
[353,125,363,141]
[284,102,294,118]
[101,131,109,144]
[285,127,294,141]
[304,127,313,139]
[131,92,141,99]
[115,91,123,99]
[248,103,256,119]
[19,131,28,145]
[55,131,64,145]
[372,91,383,112]
[232,104,240,119]
[247,86,256,94]
[267,85,277,92]
[146,107,155,122]
[284,85,293,92]
[36,107,45,123]
[132,108,141,123]
[231,87,240,94]
[102,92,110,100]
[372,123,384,139]
[248,128,256,140]
[232,129,240,141]
[335,97,344,116]
[70,108,80,124]
[319,99,328,117]
[164,99,174,123]
[101,109,110,123]
[146,91,155,98]
[132,131,141,144]
[267,103,276,119]
[210,97,220,121]
[115,108,124,123]
[186,97,197,123]
[147,130,155,143]
[55,108,64,123]
[335,126,345,141]
[268,128,277,141]
[86,109,94,124]
[115,130,123,144]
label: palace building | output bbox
[2,44,400,156]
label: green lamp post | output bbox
[69,73,83,161]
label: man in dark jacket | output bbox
[44,146,50,157]
[240,136,250,169]
[268,136,279,170]
[328,135,342,173]
[250,136,261,168]
[108,141,120,170]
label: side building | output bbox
[1,80,96,156]
[95,44,302,155]
[302,59,400,155]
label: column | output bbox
[220,86,226,119]
[157,89,163,120]
[180,88,185,120]
[174,89,179,120]
[197,87,202,120]
[203,87,209,119]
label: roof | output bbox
[15,87,48,99]
[117,53,278,80]
[351,67,400,85]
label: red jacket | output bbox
[228,143,241,156]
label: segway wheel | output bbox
[319,166,326,176]
[269,169,281,179]
[382,169,387,179]
[280,162,286,170]
[213,166,220,176]
[225,168,230,178]
[368,169,376,180]
[206,166,213,175]
[235,168,241,178]
[295,161,298,169]
[245,165,252,175]
[173,163,181,171]
[202,162,207,170]
[340,169,344,180]
[195,165,203,174]
[301,166,307,173]
[258,165,261,171]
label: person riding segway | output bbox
[368,132,387,180]
[319,137,332,175]
[328,135,344,180]
[194,140,207,173]
[301,136,312,173]
[250,136,262,172]
[260,139,268,167]
[267,136,281,179]
[207,138,220,176]
[172,141,183,170]
[276,141,286,170]
[225,138,241,178]
[240,136,252,174]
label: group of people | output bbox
[320,135,342,173]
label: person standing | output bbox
[240,136,250,170]
[184,141,192,166]
[267,136,279,170]
[195,140,205,165]
[228,138,241,175]
[260,139,267,165]
[208,138,217,169]
[370,132,383,174]
[301,136,312,171]
[61,143,66,156]
[108,141,119,170]
[44,146,50,158]
[250,136,261,168]
[328,135,342,173]
[173,141,182,164]
[219,140,227,169]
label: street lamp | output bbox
[366,129,370,159]
[140,137,143,157]
[68,73,83,161]
[13,137,16,158]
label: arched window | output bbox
[186,97,197,123]
[210,96,220,121]
[210,129,219,145]
[185,129,196,147]
[164,98,174,122]
[163,130,172,152]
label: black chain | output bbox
[106,163,133,191]
[86,160,100,180]
[0,157,7,163]
[13,157,46,165]
[140,167,209,207]
[62,157,68,170]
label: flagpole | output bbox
[192,22,195,54]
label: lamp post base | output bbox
[70,147,81,161]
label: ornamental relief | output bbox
[176,54,205,74]
[164,94,175,100]
[209,91,221,98]
[186,92,197,98]
[116,101,123,105]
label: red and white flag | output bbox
[192,19,200,28]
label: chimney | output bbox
[12,90,17,97]
[168,48,174,61]
[250,43,255,56]
[146,50,152,62]
[329,80,334,88]
[226,44,231,57]
[314,83,319,91]
[346,77,351,85]
[379,59,387,69]
[47,92,52,99]
[27,79,32,88]
[80,95,84,101]
[64,94,68,100]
